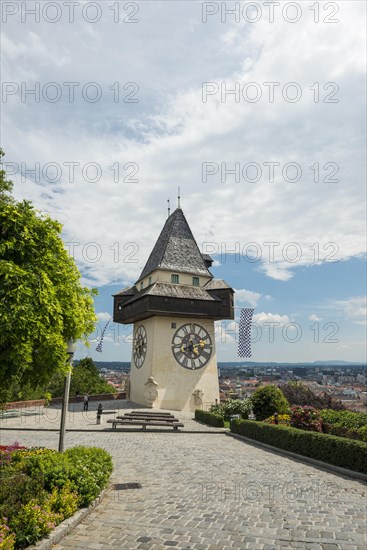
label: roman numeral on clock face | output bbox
[133,325,147,369]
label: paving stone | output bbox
[320,532,335,539]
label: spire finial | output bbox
[167,198,170,218]
[178,187,181,208]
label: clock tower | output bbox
[113,207,234,411]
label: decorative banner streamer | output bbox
[95,317,112,353]
[238,308,254,358]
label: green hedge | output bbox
[231,419,367,474]
[195,409,224,427]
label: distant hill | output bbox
[94,361,131,372]
[94,360,366,371]
[218,361,366,367]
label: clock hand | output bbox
[180,342,195,353]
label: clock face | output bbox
[172,323,212,370]
[133,325,147,368]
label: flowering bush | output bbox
[319,409,367,441]
[48,485,79,519]
[0,518,15,550]
[0,444,27,467]
[11,500,61,548]
[290,406,323,432]
[63,447,113,506]
[0,444,26,453]
[209,399,252,420]
[0,444,112,548]
[264,414,291,426]
[11,448,56,463]
[0,468,46,524]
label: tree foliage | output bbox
[280,381,345,410]
[251,384,290,420]
[47,358,116,398]
[0,149,97,397]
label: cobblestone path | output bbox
[1,417,366,550]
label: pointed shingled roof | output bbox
[137,207,213,281]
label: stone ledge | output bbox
[226,431,367,483]
[28,489,108,550]
[2,393,126,410]
[0,426,226,434]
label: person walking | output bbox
[83,394,89,411]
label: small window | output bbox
[171,322,176,329]
[192,277,200,286]
[140,281,144,290]
[148,276,152,286]
[117,303,122,311]
[171,274,179,284]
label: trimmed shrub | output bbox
[231,419,367,474]
[195,410,224,427]
[251,385,289,421]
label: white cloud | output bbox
[234,288,262,307]
[253,312,290,327]
[1,1,366,286]
[214,320,236,345]
[258,264,295,282]
[332,296,367,326]
[97,312,112,322]
[309,314,322,322]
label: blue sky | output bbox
[83,241,366,363]
[1,1,366,363]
